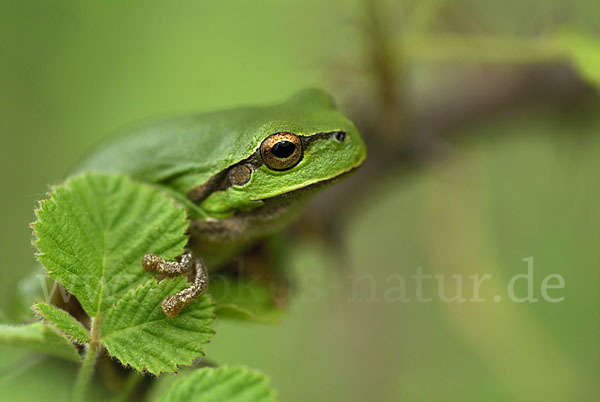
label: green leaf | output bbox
[0,337,114,402]
[0,323,80,362]
[101,278,215,375]
[33,302,90,343]
[210,277,284,324]
[157,366,277,402]
[0,351,113,402]
[33,172,188,319]
[32,173,217,375]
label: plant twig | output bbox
[72,317,102,402]
[362,0,408,140]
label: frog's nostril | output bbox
[334,131,346,142]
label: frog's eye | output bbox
[260,132,303,171]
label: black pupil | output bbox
[271,140,296,158]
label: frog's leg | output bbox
[142,252,208,317]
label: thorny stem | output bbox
[72,317,102,402]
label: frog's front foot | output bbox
[142,251,209,317]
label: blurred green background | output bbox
[1,1,599,401]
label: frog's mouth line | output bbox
[257,165,360,204]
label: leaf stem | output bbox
[72,318,102,402]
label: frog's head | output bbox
[192,89,367,218]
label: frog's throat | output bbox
[189,165,361,257]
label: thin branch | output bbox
[72,317,102,402]
[72,342,101,402]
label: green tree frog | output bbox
[73,89,366,316]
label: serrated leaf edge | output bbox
[30,172,190,318]
[100,278,216,376]
[0,322,82,363]
[32,302,91,344]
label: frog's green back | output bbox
[73,89,358,194]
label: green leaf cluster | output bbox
[0,172,278,401]
[26,173,215,375]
